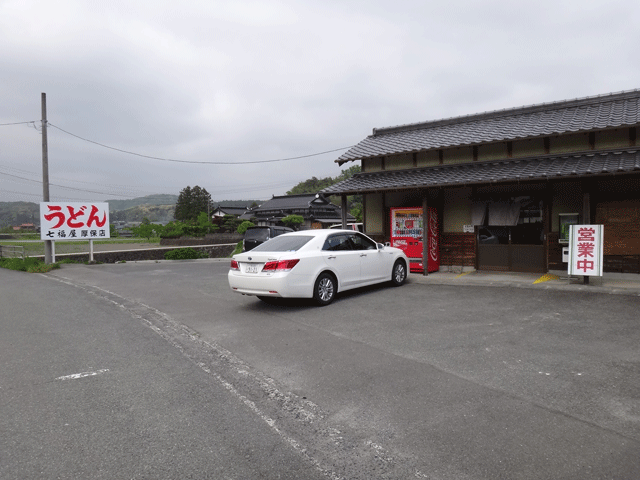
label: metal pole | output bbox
[42,93,53,264]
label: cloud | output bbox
[1,0,639,203]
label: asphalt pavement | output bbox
[4,260,640,479]
[0,267,327,480]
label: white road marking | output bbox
[56,369,109,381]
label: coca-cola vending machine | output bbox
[390,207,439,273]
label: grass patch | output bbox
[0,257,60,273]
[164,247,208,260]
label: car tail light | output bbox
[262,259,300,272]
[230,259,239,271]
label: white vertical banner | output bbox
[568,224,604,277]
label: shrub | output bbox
[282,214,304,230]
[164,247,208,260]
[160,221,185,238]
[237,221,255,235]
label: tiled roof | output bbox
[336,90,640,164]
[252,194,331,212]
[215,206,249,216]
[323,149,640,195]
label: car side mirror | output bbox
[377,243,385,250]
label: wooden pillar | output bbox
[341,194,348,228]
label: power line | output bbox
[0,164,306,198]
[47,122,353,165]
[0,121,37,126]
[0,164,163,195]
[0,170,155,197]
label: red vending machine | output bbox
[390,207,440,273]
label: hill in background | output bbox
[107,194,178,211]
[0,196,263,227]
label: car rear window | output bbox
[244,228,270,241]
[251,235,313,252]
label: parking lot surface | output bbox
[48,260,640,479]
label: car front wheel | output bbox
[313,272,336,306]
[391,259,407,286]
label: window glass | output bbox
[244,228,270,241]
[349,233,377,250]
[251,235,312,252]
[323,234,352,251]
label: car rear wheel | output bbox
[313,272,336,306]
[391,259,407,286]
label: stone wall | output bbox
[160,233,242,246]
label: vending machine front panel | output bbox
[390,207,439,273]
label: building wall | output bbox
[513,138,546,158]
[442,187,472,233]
[596,128,633,149]
[385,153,413,171]
[477,142,506,162]
[364,193,384,235]
[362,157,384,172]
[416,150,439,167]
[550,132,588,154]
[443,147,473,165]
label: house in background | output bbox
[12,223,36,232]
[324,89,640,275]
[249,193,354,229]
[211,205,252,220]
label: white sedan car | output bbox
[228,229,409,306]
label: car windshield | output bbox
[250,235,313,252]
[244,228,270,241]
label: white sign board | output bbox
[567,224,603,277]
[463,224,475,233]
[40,202,110,241]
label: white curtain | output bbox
[488,201,521,226]
[471,202,487,226]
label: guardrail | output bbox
[0,245,25,259]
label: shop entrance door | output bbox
[476,197,546,273]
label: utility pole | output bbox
[42,93,52,264]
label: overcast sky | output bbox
[2,0,639,204]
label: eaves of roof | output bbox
[337,89,640,165]
[322,148,640,195]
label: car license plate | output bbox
[245,264,260,274]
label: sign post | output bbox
[567,224,604,280]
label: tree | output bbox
[131,222,158,241]
[174,186,213,222]
[281,214,304,230]
[196,211,217,235]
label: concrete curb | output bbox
[408,270,640,296]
